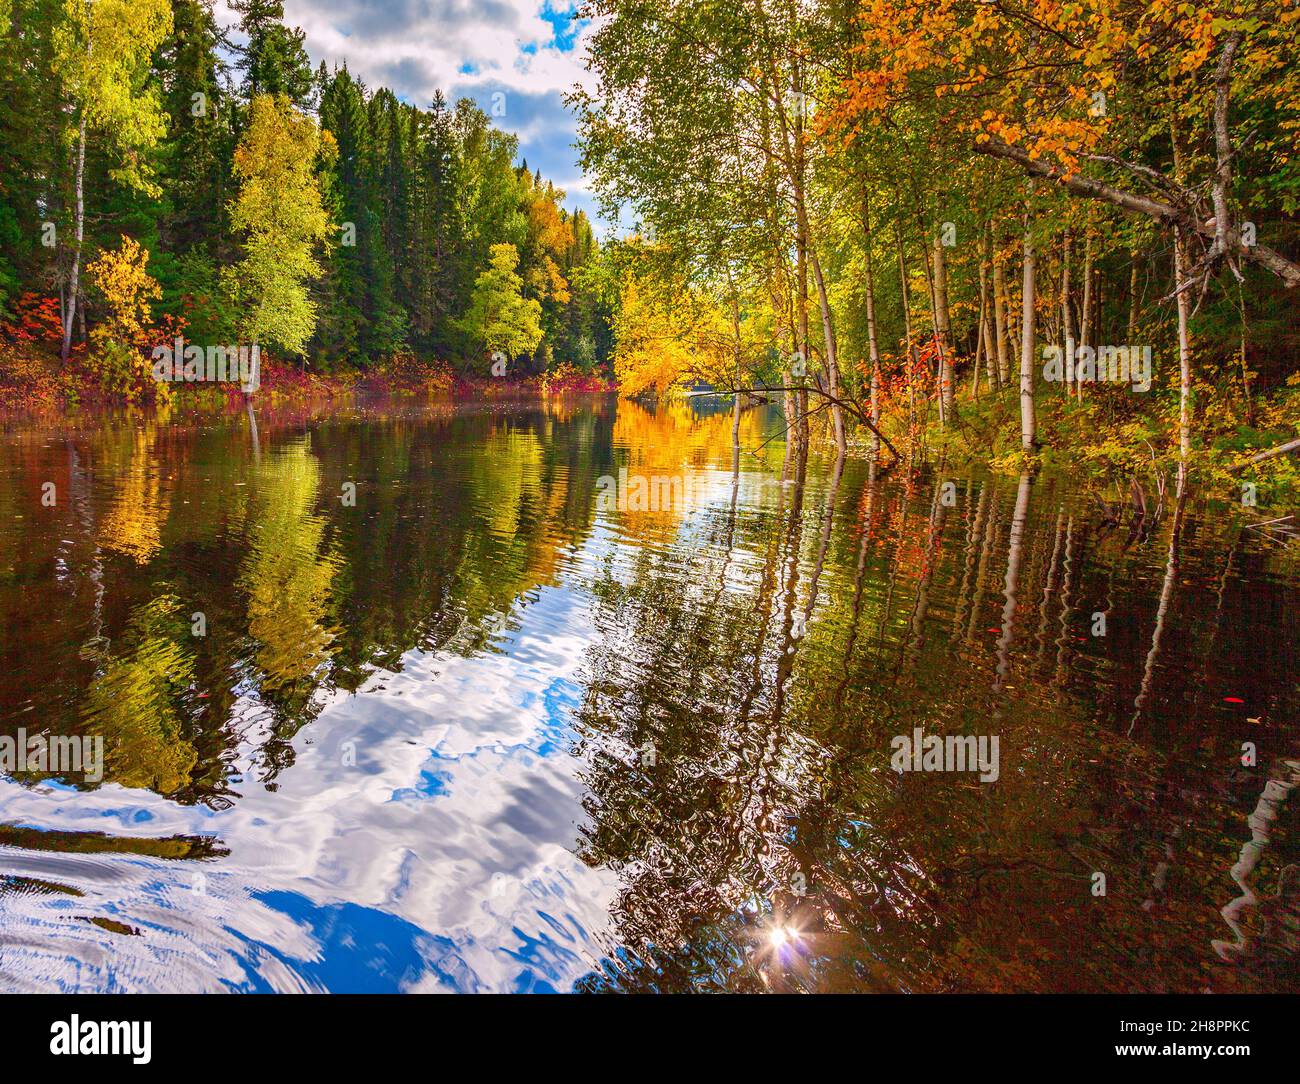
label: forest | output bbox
[1,0,1299,1005]
[574,0,1300,503]
[0,0,613,408]
[2,0,1298,505]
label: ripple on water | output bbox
[1,401,1298,992]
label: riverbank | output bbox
[871,375,1300,512]
[8,330,1296,514]
[0,339,616,418]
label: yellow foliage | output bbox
[828,0,1296,179]
[52,0,173,195]
[612,277,735,399]
[88,235,160,342]
[86,235,166,404]
[229,95,334,354]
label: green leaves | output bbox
[52,0,173,195]
[228,94,333,356]
[455,243,544,367]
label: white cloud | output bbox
[218,0,609,225]
[0,577,622,992]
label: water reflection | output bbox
[0,398,1297,992]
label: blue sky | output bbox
[220,1,608,232]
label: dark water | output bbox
[0,397,1297,993]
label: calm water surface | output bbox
[0,397,1297,992]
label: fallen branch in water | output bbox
[686,383,902,466]
[1243,514,1300,546]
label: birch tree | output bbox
[51,0,172,362]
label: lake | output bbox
[0,396,1297,992]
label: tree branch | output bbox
[973,139,1300,288]
[688,383,902,465]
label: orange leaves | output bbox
[525,194,575,307]
[984,116,1025,147]
[1,294,64,346]
[826,0,1155,174]
[1176,8,1221,74]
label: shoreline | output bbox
[0,349,618,423]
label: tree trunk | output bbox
[786,69,811,453]
[1127,251,1141,341]
[992,238,1011,387]
[753,34,810,453]
[1237,280,1255,425]
[918,226,944,425]
[980,265,996,393]
[728,278,743,455]
[932,233,955,421]
[979,225,997,390]
[1171,121,1192,494]
[62,111,87,364]
[1061,229,1074,397]
[1019,182,1038,453]
[1173,227,1193,495]
[810,246,847,456]
[1078,230,1094,401]
[862,192,882,455]
[972,258,989,399]
[896,218,918,440]
[1080,231,1094,349]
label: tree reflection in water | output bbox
[0,399,1296,992]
